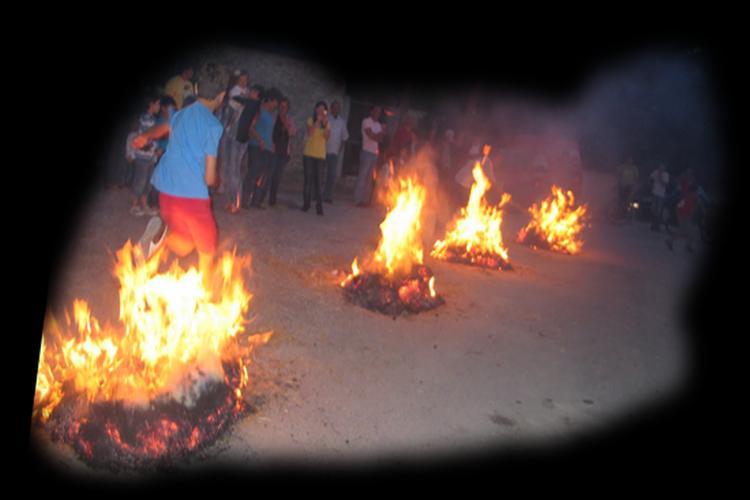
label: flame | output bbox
[372,177,426,277]
[340,176,428,283]
[517,185,588,254]
[432,163,512,267]
[34,241,270,423]
[340,175,440,305]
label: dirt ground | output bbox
[36,169,700,475]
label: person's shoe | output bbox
[302,202,310,212]
[316,204,324,216]
[144,205,160,216]
[130,205,146,217]
[665,238,674,251]
[137,216,168,263]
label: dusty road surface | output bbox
[34,170,700,477]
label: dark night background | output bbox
[13,13,740,491]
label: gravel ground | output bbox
[34,170,699,475]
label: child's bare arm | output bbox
[205,155,218,187]
[132,123,170,149]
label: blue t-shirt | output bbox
[248,107,275,150]
[155,106,175,152]
[151,101,223,199]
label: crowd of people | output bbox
[120,61,707,275]
[615,157,710,253]
[122,63,485,275]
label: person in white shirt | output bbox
[323,100,349,203]
[354,105,385,206]
[649,163,670,231]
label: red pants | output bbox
[158,193,217,254]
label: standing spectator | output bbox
[244,88,281,209]
[438,128,456,176]
[302,101,331,215]
[616,157,640,215]
[221,71,252,213]
[322,100,349,204]
[164,66,195,110]
[268,96,297,207]
[454,142,497,202]
[387,114,417,169]
[233,84,263,208]
[129,93,162,217]
[649,163,670,232]
[131,63,228,274]
[666,183,700,253]
[354,105,385,207]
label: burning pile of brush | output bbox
[517,185,588,255]
[432,163,513,270]
[340,176,444,315]
[33,242,271,470]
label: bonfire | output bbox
[432,162,513,270]
[33,242,271,470]
[516,185,588,254]
[340,176,444,316]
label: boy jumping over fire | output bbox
[131,63,228,273]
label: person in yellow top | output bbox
[164,67,195,110]
[302,101,330,215]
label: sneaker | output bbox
[144,205,160,216]
[138,216,168,262]
[130,205,146,217]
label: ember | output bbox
[432,162,513,270]
[517,185,588,254]
[341,176,444,315]
[342,264,443,316]
[33,242,271,469]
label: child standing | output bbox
[129,94,162,217]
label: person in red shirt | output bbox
[666,182,700,253]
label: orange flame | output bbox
[517,185,588,254]
[341,175,435,288]
[432,163,512,266]
[34,241,270,422]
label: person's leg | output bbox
[130,159,151,215]
[269,153,288,206]
[242,146,260,208]
[226,139,245,211]
[651,196,662,231]
[302,155,313,211]
[313,157,324,215]
[323,153,338,202]
[354,151,375,205]
[252,150,273,207]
